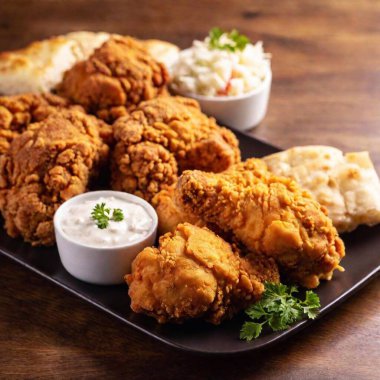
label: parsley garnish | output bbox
[91,203,110,229]
[208,27,250,52]
[91,203,125,229]
[240,283,320,341]
[112,208,124,222]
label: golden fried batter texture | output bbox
[126,223,279,324]
[0,93,74,154]
[152,187,205,235]
[57,36,169,122]
[177,159,345,288]
[0,110,109,246]
[111,96,240,201]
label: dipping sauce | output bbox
[60,196,153,248]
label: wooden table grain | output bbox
[0,1,379,379]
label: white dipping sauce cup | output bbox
[54,191,158,285]
[174,65,272,131]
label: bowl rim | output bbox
[53,190,158,251]
[171,61,272,102]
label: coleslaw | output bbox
[171,29,271,97]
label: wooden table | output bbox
[0,0,379,378]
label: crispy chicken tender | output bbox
[177,159,345,288]
[111,96,240,201]
[126,223,279,324]
[0,109,109,246]
[57,36,169,122]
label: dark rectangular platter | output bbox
[1,132,379,355]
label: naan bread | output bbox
[264,146,380,232]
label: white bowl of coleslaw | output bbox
[179,66,271,131]
[171,31,272,130]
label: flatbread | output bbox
[264,146,380,232]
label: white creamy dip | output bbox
[60,196,153,248]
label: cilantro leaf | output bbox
[240,282,321,341]
[240,322,263,341]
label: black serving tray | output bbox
[1,132,379,355]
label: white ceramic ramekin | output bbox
[174,65,272,131]
[54,191,157,285]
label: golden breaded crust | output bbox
[57,36,169,122]
[0,109,109,246]
[126,223,279,324]
[177,159,345,288]
[0,92,113,153]
[111,96,240,201]
[0,93,74,154]
[152,187,205,235]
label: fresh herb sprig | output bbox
[240,283,320,341]
[112,208,124,222]
[91,202,125,229]
[208,27,250,52]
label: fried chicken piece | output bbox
[177,159,345,288]
[111,96,240,201]
[152,187,205,235]
[126,223,279,324]
[0,93,113,153]
[0,109,109,246]
[0,93,76,154]
[152,159,267,235]
[57,36,169,123]
[112,139,178,201]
